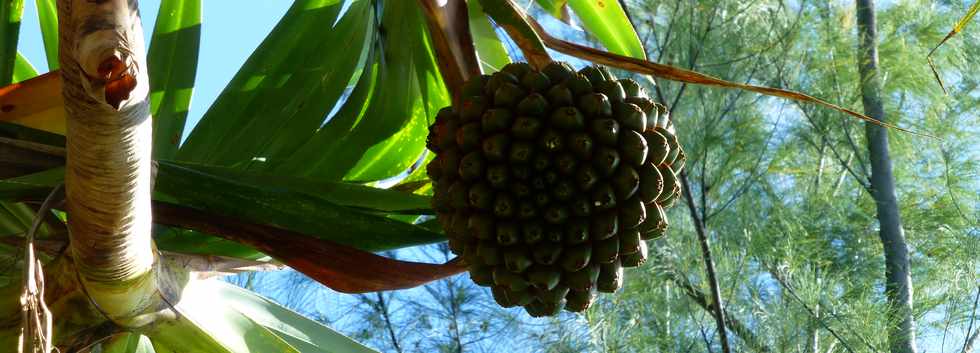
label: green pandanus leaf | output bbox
[34,0,58,69]
[0,0,23,85]
[566,0,646,59]
[177,0,375,169]
[148,0,202,159]
[468,0,511,73]
[146,280,379,353]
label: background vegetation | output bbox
[229,0,980,352]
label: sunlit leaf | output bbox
[12,52,36,82]
[281,1,449,183]
[162,280,303,353]
[535,0,568,19]
[100,333,155,353]
[339,1,449,182]
[144,304,240,353]
[566,0,645,59]
[468,0,511,73]
[33,0,57,69]
[212,280,379,353]
[148,0,202,159]
[177,0,375,170]
[190,280,376,353]
[148,279,378,352]
[274,60,377,177]
[34,0,61,71]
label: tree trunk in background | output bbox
[854,1,917,353]
[965,329,980,353]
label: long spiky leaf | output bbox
[148,0,202,159]
[0,0,23,86]
[33,0,58,70]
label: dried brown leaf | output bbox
[522,14,934,138]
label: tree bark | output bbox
[58,0,158,326]
[854,1,917,353]
[965,329,980,353]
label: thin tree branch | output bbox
[768,267,882,353]
[771,271,856,353]
[696,316,716,353]
[794,103,873,193]
[698,1,805,69]
[658,260,771,353]
[815,2,872,181]
[963,286,980,353]
[942,147,976,225]
[830,152,853,198]
[706,107,784,220]
[376,292,405,353]
[679,171,732,353]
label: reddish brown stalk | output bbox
[417,0,481,101]
[152,202,467,293]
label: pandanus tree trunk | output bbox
[854,1,918,353]
[59,0,159,326]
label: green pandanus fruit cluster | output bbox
[425,62,686,317]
